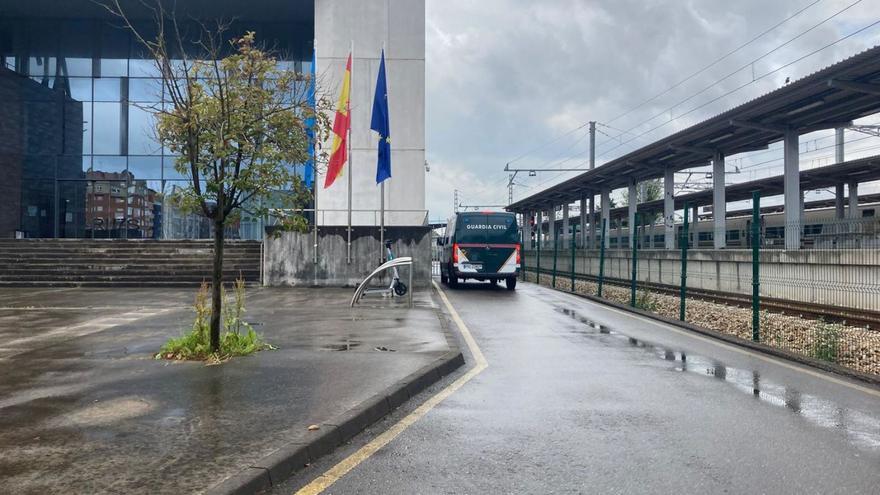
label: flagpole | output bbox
[379,43,386,262]
[347,39,353,264]
[312,39,319,267]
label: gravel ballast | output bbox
[532,273,880,376]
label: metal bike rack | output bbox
[350,257,414,308]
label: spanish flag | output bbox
[324,53,352,189]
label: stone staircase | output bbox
[0,239,262,287]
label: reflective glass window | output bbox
[129,78,162,102]
[163,156,189,181]
[99,22,129,77]
[28,56,57,83]
[94,78,122,101]
[129,59,160,78]
[64,58,93,78]
[81,101,93,155]
[128,156,162,180]
[91,155,126,174]
[128,104,160,155]
[92,102,122,155]
[68,77,92,101]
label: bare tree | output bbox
[101,0,330,353]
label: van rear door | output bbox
[454,213,519,275]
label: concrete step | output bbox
[0,248,260,254]
[0,268,259,276]
[0,239,262,285]
[0,255,259,263]
[0,280,261,288]
[0,240,260,245]
[0,262,259,269]
[0,250,260,259]
[0,272,260,284]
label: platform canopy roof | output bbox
[508,45,880,213]
[544,154,880,225]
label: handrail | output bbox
[350,257,414,308]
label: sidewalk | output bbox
[0,286,461,494]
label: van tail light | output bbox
[452,243,459,263]
[516,244,521,264]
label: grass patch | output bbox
[157,279,275,362]
[634,289,659,312]
[811,319,841,364]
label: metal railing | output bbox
[525,210,880,377]
[350,257,414,308]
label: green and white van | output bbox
[438,212,520,290]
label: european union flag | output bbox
[370,49,391,184]
[304,44,317,189]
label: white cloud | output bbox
[425,0,880,219]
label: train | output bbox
[533,202,880,250]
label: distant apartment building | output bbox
[85,170,157,238]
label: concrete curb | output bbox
[561,288,880,389]
[206,293,465,495]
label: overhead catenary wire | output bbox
[507,3,880,206]
[594,0,871,162]
[500,0,827,170]
[516,4,877,201]
[603,0,826,126]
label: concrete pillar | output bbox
[848,182,859,219]
[600,189,611,248]
[692,204,699,248]
[835,127,845,221]
[783,129,800,250]
[523,211,533,249]
[532,211,538,248]
[713,151,726,249]
[589,193,599,249]
[548,207,557,247]
[617,218,623,249]
[579,197,587,249]
[664,168,675,250]
[541,208,547,249]
[628,180,637,249]
[562,203,570,246]
[800,190,806,225]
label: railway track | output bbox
[525,268,880,330]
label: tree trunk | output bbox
[210,218,225,353]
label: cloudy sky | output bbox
[424,0,880,220]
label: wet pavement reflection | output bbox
[557,306,880,452]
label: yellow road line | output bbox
[294,281,487,495]
[550,286,880,398]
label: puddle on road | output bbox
[321,340,362,352]
[556,306,880,453]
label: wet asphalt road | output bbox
[274,280,880,494]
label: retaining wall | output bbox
[525,248,880,312]
[264,226,432,287]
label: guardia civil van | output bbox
[438,211,520,290]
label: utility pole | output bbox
[589,121,596,170]
[588,121,596,248]
[508,173,514,206]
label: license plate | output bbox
[461,262,482,271]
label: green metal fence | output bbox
[524,211,880,377]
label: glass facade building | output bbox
[0,2,313,239]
